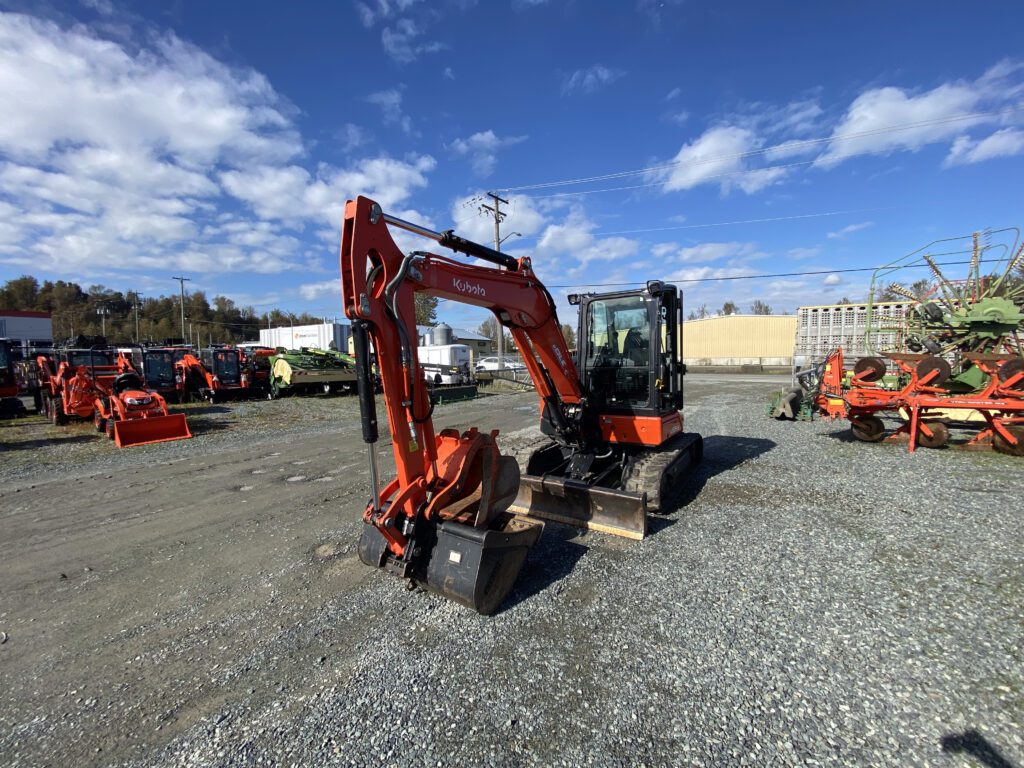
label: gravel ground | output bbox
[1,375,1022,767]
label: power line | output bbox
[515,206,890,242]
[495,105,1024,193]
[547,253,998,289]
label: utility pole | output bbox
[96,302,110,337]
[172,276,191,341]
[132,293,142,342]
[480,192,508,370]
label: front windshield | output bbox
[144,351,176,384]
[67,350,114,368]
[584,295,651,408]
[0,343,9,369]
[215,351,240,382]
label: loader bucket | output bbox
[358,513,544,615]
[113,414,192,448]
[510,476,648,540]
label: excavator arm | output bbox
[340,196,582,612]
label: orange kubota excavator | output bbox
[341,196,703,613]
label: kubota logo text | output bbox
[453,278,486,297]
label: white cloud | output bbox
[381,18,444,64]
[443,67,455,80]
[814,62,1024,168]
[827,221,873,239]
[562,65,625,95]
[355,0,422,28]
[665,87,681,101]
[0,12,437,282]
[649,126,786,195]
[221,154,436,227]
[450,130,528,176]
[367,88,414,134]
[654,241,765,264]
[945,127,1024,166]
[823,274,842,286]
[337,124,367,152]
[298,279,340,300]
[0,14,301,167]
[449,193,547,246]
[788,246,821,260]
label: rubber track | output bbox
[621,432,703,511]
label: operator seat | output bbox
[622,327,645,365]
[112,372,144,395]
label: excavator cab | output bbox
[518,281,700,539]
[574,282,683,422]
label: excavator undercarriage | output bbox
[340,196,703,613]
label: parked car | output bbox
[475,356,526,371]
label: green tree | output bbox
[560,323,576,349]
[415,294,439,326]
[720,300,737,316]
[0,275,40,309]
[750,300,772,315]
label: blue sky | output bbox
[0,1,1022,331]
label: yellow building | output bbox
[682,314,797,368]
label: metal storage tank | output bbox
[432,323,453,346]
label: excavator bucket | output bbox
[358,453,544,614]
[113,414,192,448]
[511,477,648,540]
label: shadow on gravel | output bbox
[184,420,234,436]
[498,525,588,613]
[178,405,232,416]
[0,434,98,451]
[941,730,1018,768]
[664,435,777,513]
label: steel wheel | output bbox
[851,415,885,442]
[997,358,1024,390]
[916,421,949,449]
[993,425,1024,456]
[854,357,887,382]
[916,356,951,386]
[94,408,106,433]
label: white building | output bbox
[0,310,53,347]
[260,322,350,352]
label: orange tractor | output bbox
[340,196,703,613]
[37,342,191,448]
[175,347,250,402]
[0,338,25,416]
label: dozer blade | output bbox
[510,476,648,540]
[358,513,543,615]
[113,414,192,448]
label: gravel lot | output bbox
[1,375,1021,767]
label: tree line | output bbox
[0,275,327,346]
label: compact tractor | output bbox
[37,340,191,447]
[340,196,703,613]
[117,346,182,403]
